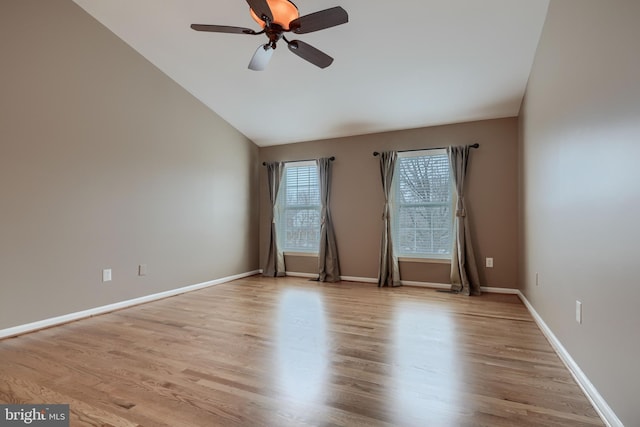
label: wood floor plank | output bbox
[0,276,603,426]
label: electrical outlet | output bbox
[485,257,493,268]
[138,264,147,276]
[576,300,582,324]
[102,269,112,282]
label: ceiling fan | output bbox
[191,0,348,71]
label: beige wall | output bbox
[260,118,519,287]
[519,0,640,425]
[0,0,259,330]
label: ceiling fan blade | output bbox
[287,40,334,69]
[246,0,273,23]
[190,24,256,34]
[248,44,274,71]
[289,6,348,34]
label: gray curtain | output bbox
[447,146,481,295]
[263,162,285,277]
[378,151,401,287]
[316,158,341,282]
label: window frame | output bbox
[277,161,321,254]
[392,149,455,261]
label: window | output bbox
[278,161,321,253]
[393,149,454,259]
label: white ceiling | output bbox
[73,0,549,147]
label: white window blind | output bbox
[394,150,453,258]
[278,162,321,252]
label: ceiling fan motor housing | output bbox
[265,24,285,48]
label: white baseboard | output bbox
[340,275,377,284]
[402,280,520,294]
[285,272,380,284]
[516,291,622,427]
[401,280,451,290]
[286,274,520,293]
[0,270,261,340]
[481,286,519,294]
[285,271,317,279]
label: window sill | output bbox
[284,252,319,257]
[398,257,451,264]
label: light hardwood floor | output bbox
[0,276,603,426]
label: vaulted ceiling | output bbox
[73,0,550,146]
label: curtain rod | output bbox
[372,143,479,157]
[262,156,335,166]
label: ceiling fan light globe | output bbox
[250,0,299,29]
